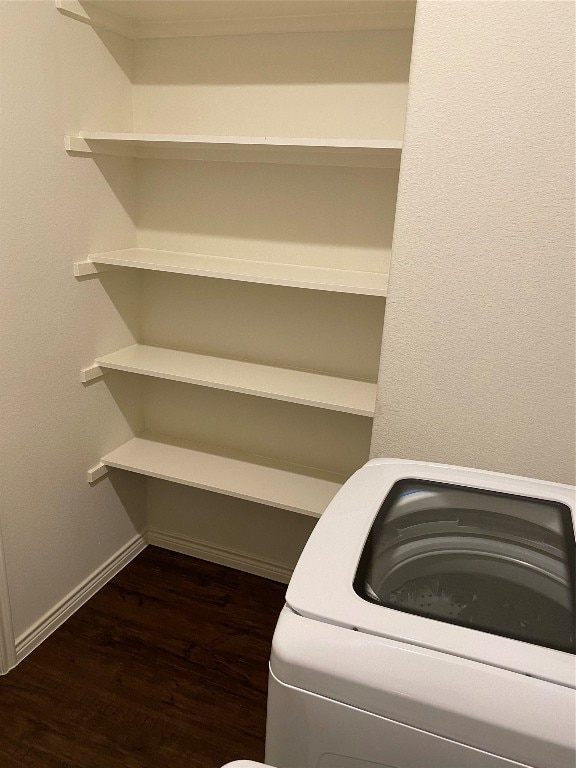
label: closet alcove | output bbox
[61,0,415,580]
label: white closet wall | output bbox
[370,1,575,486]
[140,276,385,380]
[136,161,400,273]
[0,1,145,659]
[131,30,412,138]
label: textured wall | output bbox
[0,1,145,643]
[371,1,575,484]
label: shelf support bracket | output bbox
[74,261,121,279]
[87,462,108,484]
[80,364,104,384]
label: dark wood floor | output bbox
[0,546,286,768]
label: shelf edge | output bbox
[65,135,402,168]
[84,251,388,296]
[56,1,415,39]
[94,346,377,416]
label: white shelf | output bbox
[95,344,377,416]
[57,1,416,39]
[101,435,344,517]
[77,248,388,296]
[68,132,402,151]
[65,133,403,168]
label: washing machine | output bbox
[266,460,576,768]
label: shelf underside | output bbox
[102,436,345,517]
[65,134,403,168]
[76,248,388,296]
[57,0,416,38]
[96,344,376,416]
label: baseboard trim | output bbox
[14,533,147,667]
[12,528,292,670]
[148,529,293,584]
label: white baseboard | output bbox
[148,528,293,584]
[10,528,290,672]
[14,533,147,667]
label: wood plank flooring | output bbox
[0,547,287,768]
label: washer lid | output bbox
[286,460,576,688]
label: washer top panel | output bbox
[286,460,576,687]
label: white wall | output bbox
[133,29,413,139]
[0,1,145,650]
[371,0,575,485]
[136,161,399,274]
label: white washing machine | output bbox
[266,460,576,768]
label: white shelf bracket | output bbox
[80,364,104,384]
[74,260,122,278]
[87,462,108,484]
[56,1,133,38]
